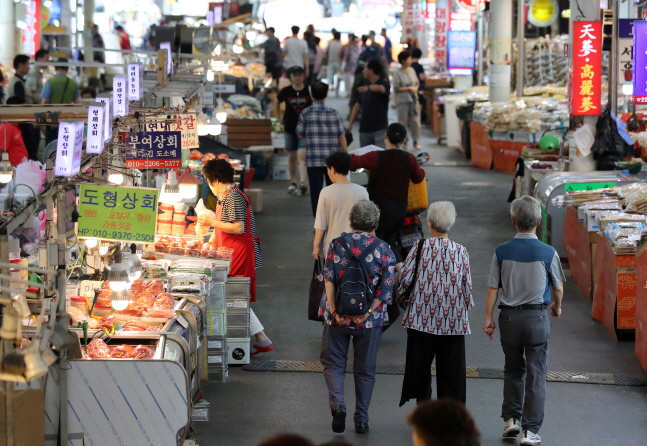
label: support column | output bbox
[84,0,95,78]
[516,0,525,97]
[489,0,513,102]
[0,0,16,68]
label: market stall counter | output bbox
[470,122,492,169]
[592,232,637,340]
[563,206,596,300]
[635,244,647,372]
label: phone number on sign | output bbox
[78,228,154,242]
[125,159,182,169]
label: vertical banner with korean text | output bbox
[633,21,647,104]
[435,0,449,71]
[572,21,602,116]
[618,19,638,85]
[22,0,41,56]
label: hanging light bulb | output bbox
[84,239,98,248]
[121,248,134,272]
[129,244,142,280]
[197,114,209,136]
[207,70,215,82]
[0,153,14,183]
[110,290,129,311]
[207,117,222,136]
[99,241,111,256]
[160,170,182,204]
[108,173,124,184]
[233,45,243,54]
[246,30,257,41]
[107,246,130,292]
[178,167,201,199]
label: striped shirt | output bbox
[296,101,347,167]
[220,186,262,268]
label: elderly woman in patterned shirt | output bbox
[398,201,474,406]
[319,200,396,435]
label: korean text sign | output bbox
[128,63,143,101]
[113,75,129,117]
[448,31,476,76]
[96,94,112,143]
[78,185,158,242]
[634,21,647,103]
[435,2,449,71]
[55,120,83,177]
[143,114,199,149]
[572,21,602,116]
[125,131,182,169]
[86,102,106,154]
[618,19,638,84]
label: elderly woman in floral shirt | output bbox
[319,200,396,435]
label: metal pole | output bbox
[489,0,513,102]
[610,0,619,114]
[477,7,484,85]
[516,0,525,97]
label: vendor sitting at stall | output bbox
[198,159,273,355]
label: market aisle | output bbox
[193,98,647,446]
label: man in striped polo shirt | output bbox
[484,195,565,446]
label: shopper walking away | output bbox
[6,55,31,104]
[348,59,390,149]
[381,28,393,66]
[410,48,427,122]
[348,35,371,109]
[92,24,106,63]
[296,82,347,216]
[278,67,312,195]
[25,49,49,104]
[313,151,368,259]
[115,25,132,50]
[483,195,564,446]
[398,201,473,405]
[368,30,389,72]
[350,123,425,264]
[199,159,274,355]
[312,37,325,83]
[320,200,396,434]
[41,59,80,105]
[393,50,422,150]
[283,26,309,78]
[326,31,343,95]
[261,27,282,82]
[408,399,481,446]
[340,34,361,99]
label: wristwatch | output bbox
[367,308,373,315]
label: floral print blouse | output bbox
[320,232,397,329]
[398,238,474,335]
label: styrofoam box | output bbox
[226,278,251,296]
[206,309,227,336]
[228,337,251,365]
[227,312,250,326]
[226,295,250,311]
[207,282,225,309]
[228,325,251,338]
[206,336,228,352]
[208,366,228,382]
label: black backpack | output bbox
[334,236,382,316]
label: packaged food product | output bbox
[87,339,111,358]
[97,315,115,330]
[172,221,186,236]
[146,308,176,318]
[132,345,154,359]
[152,293,175,309]
[157,220,172,236]
[123,321,151,331]
[110,344,136,358]
[70,296,88,315]
[92,304,113,318]
[130,279,146,293]
[173,211,186,223]
[159,203,174,219]
[114,305,142,317]
[146,280,165,294]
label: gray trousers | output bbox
[359,129,387,149]
[320,324,382,423]
[395,102,421,144]
[499,307,550,433]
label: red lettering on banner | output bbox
[572,22,602,116]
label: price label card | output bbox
[77,184,159,242]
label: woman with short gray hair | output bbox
[398,200,474,406]
[319,200,397,434]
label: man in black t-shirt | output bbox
[277,67,313,194]
[348,59,391,149]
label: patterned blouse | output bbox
[320,232,397,329]
[398,238,474,335]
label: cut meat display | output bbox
[110,344,136,358]
[87,339,111,358]
[132,345,154,359]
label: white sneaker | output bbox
[287,183,297,194]
[502,418,521,438]
[521,430,541,445]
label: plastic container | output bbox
[216,247,234,260]
[172,221,186,236]
[207,309,227,336]
[173,211,186,223]
[226,295,250,311]
[227,337,251,365]
[159,204,174,220]
[92,303,113,317]
[70,296,88,315]
[157,220,172,235]
[208,365,228,382]
[174,202,185,213]
[207,335,228,353]
[227,325,250,338]
[227,312,250,326]
[208,282,226,309]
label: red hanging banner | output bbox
[571,21,603,116]
[21,0,41,57]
